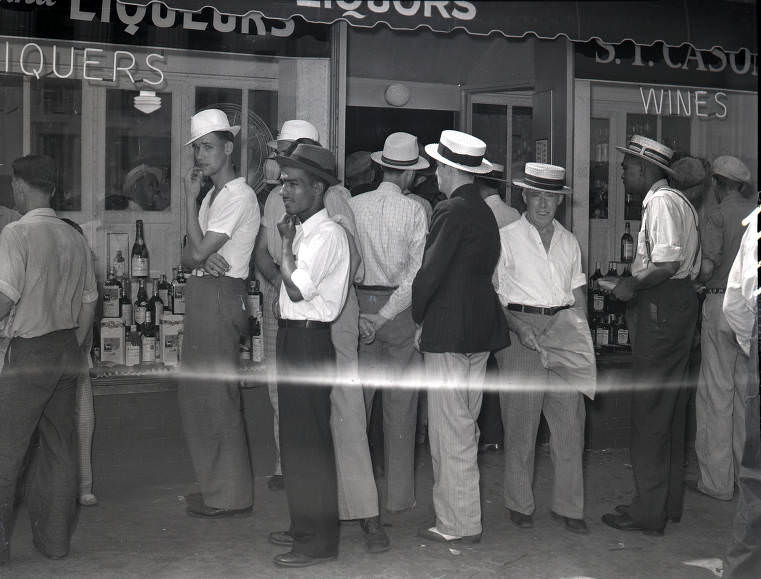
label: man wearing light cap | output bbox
[178,108,260,518]
[693,155,757,502]
[412,130,509,543]
[601,135,701,536]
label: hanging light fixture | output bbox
[133,89,161,114]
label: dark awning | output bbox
[116,0,757,53]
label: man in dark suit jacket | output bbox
[413,130,509,543]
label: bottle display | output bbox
[134,279,149,329]
[588,258,631,351]
[172,267,186,315]
[158,273,172,312]
[102,266,122,318]
[620,222,634,263]
[113,249,126,279]
[131,219,149,277]
[125,324,141,366]
[141,310,156,364]
[148,281,164,326]
[120,286,133,327]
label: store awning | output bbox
[117,0,757,54]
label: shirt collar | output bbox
[376,181,402,195]
[300,208,330,237]
[21,208,57,220]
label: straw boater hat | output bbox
[371,132,430,171]
[268,119,320,149]
[615,134,676,175]
[185,109,240,146]
[276,143,338,186]
[123,164,162,193]
[513,162,571,194]
[712,155,750,184]
[425,130,493,174]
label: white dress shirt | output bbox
[495,214,586,308]
[198,177,260,279]
[632,179,701,280]
[484,194,521,229]
[723,209,759,356]
[350,181,428,320]
[279,209,350,322]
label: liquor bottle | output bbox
[157,273,172,312]
[620,221,634,263]
[113,249,126,279]
[589,261,603,315]
[125,324,141,367]
[621,264,632,277]
[141,310,156,365]
[247,279,263,320]
[239,332,252,362]
[595,315,610,347]
[120,286,133,327]
[102,266,122,318]
[148,281,164,325]
[172,267,186,315]
[134,279,149,330]
[252,317,264,363]
[606,261,618,278]
[131,219,149,277]
[615,314,630,346]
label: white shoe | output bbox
[79,493,98,506]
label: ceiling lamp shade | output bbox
[385,83,410,107]
[134,90,161,114]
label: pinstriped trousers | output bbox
[495,311,586,520]
[424,351,489,537]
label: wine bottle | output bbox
[620,221,634,263]
[125,324,141,367]
[120,286,133,327]
[131,219,149,277]
[172,266,186,315]
[141,310,156,365]
[158,273,172,312]
[247,279,263,320]
[102,266,121,318]
[252,317,264,363]
[134,279,149,330]
[148,281,164,325]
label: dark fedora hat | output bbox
[276,144,338,186]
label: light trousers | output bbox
[424,351,488,537]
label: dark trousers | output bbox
[628,279,698,530]
[277,325,339,558]
[0,330,80,563]
[478,353,503,445]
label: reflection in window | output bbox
[106,89,171,211]
[30,78,82,211]
[0,75,23,211]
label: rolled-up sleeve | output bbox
[646,196,684,263]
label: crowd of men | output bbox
[0,109,758,576]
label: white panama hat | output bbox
[425,130,493,174]
[513,162,571,194]
[268,119,320,149]
[371,132,429,171]
[185,109,240,146]
[616,134,676,175]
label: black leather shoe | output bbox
[551,511,590,535]
[186,502,252,518]
[508,509,533,529]
[273,551,337,568]
[601,512,664,537]
[268,530,294,546]
[616,504,680,523]
[360,516,391,553]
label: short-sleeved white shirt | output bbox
[495,214,586,308]
[198,177,260,279]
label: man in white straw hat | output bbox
[178,108,259,519]
[412,130,509,543]
[494,161,594,535]
[693,155,757,502]
[350,132,429,518]
[602,135,701,536]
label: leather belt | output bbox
[278,319,331,329]
[705,288,726,294]
[507,303,571,316]
[354,284,399,292]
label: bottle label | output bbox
[125,343,141,366]
[132,257,149,277]
[622,243,634,262]
[135,306,147,325]
[596,327,609,345]
[121,304,133,326]
[252,335,263,363]
[173,286,186,314]
[617,328,629,345]
[159,289,170,306]
[103,287,120,318]
[142,336,156,363]
[593,294,605,312]
[154,303,164,324]
[247,295,261,318]
[239,336,252,361]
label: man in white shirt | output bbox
[351,132,429,515]
[178,109,260,519]
[602,135,700,536]
[494,162,592,535]
[267,143,350,569]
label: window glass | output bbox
[589,117,610,219]
[0,75,23,211]
[30,78,82,211]
[247,89,278,205]
[105,89,172,211]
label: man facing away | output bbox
[351,132,429,515]
[178,109,260,518]
[694,156,757,501]
[601,135,700,536]
[267,144,350,568]
[412,130,509,543]
[0,155,97,564]
[494,162,593,535]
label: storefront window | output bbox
[105,89,172,212]
[0,75,23,210]
[30,78,82,212]
[661,116,691,158]
[589,118,610,219]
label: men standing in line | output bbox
[351,132,429,515]
[268,144,350,568]
[494,162,593,535]
[179,109,260,518]
[0,155,98,564]
[694,156,756,501]
[601,135,700,536]
[255,121,388,553]
[413,130,509,543]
